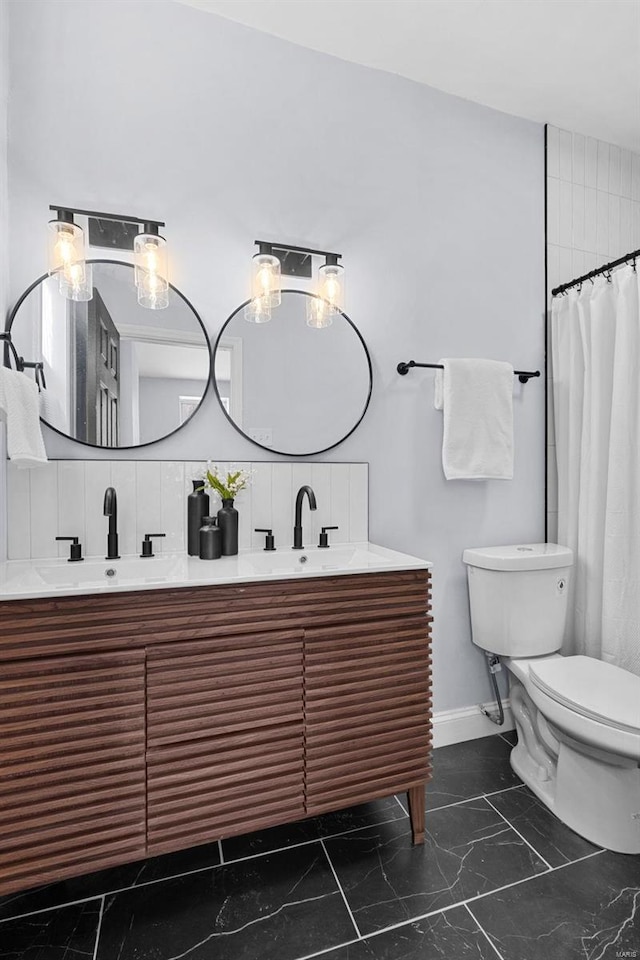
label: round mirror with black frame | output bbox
[5,259,212,450]
[213,289,372,456]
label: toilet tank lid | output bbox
[462,543,574,571]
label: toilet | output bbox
[463,543,640,855]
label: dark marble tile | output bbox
[0,899,101,959]
[223,796,407,861]
[427,734,522,810]
[469,849,640,960]
[96,841,356,960]
[488,784,600,867]
[324,796,548,936]
[0,840,221,922]
[320,905,497,959]
[314,796,408,839]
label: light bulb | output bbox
[317,261,345,315]
[244,295,272,323]
[59,261,93,302]
[251,252,281,307]
[134,230,169,309]
[306,296,332,329]
[47,220,85,277]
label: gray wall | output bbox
[138,376,208,445]
[5,0,545,712]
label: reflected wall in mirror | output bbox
[214,290,372,456]
[6,260,211,448]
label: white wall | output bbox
[546,126,640,540]
[6,0,545,712]
[0,0,8,561]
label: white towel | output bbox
[0,367,48,467]
[434,358,513,480]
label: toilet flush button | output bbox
[557,578,567,594]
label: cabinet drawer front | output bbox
[147,630,303,747]
[304,617,432,815]
[147,630,304,853]
[0,651,146,896]
[147,727,304,854]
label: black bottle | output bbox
[188,480,210,556]
[199,517,222,560]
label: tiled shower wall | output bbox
[546,125,640,540]
[7,460,368,560]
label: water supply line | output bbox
[480,651,505,725]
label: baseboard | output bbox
[432,700,515,748]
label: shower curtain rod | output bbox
[551,247,640,297]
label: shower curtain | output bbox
[552,262,640,677]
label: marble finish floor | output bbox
[1,731,638,959]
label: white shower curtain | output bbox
[552,263,640,677]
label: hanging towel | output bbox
[434,358,513,480]
[0,366,48,467]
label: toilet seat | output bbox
[529,655,640,736]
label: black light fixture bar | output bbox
[254,240,342,260]
[397,360,541,385]
[50,205,165,228]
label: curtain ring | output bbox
[632,258,637,274]
[576,282,582,295]
[604,269,612,283]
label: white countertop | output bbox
[0,542,432,602]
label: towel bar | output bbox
[397,361,541,385]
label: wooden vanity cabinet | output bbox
[0,569,431,896]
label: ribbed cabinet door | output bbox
[0,650,146,896]
[146,629,304,855]
[304,616,432,815]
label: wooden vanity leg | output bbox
[407,784,425,845]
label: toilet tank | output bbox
[462,544,574,657]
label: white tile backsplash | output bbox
[7,460,369,560]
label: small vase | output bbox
[187,480,210,556]
[217,498,239,556]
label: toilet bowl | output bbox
[463,543,640,855]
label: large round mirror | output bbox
[6,260,211,448]
[214,290,372,456]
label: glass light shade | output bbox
[306,296,333,329]
[137,271,169,310]
[244,295,272,323]
[317,262,345,315]
[47,221,85,277]
[251,253,281,307]
[58,261,93,302]
[134,233,169,287]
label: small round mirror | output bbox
[213,290,372,456]
[6,260,211,449]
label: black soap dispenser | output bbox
[188,480,210,556]
[199,516,222,560]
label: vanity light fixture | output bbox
[250,242,282,308]
[47,208,89,299]
[48,206,168,309]
[134,223,169,310]
[317,254,345,315]
[248,240,345,326]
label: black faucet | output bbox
[293,485,317,549]
[103,487,120,560]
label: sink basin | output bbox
[34,555,187,587]
[240,546,393,576]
